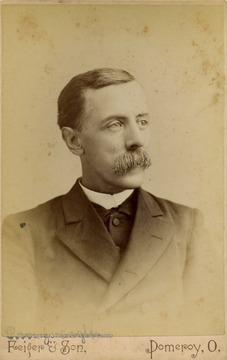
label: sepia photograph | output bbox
[1,1,226,358]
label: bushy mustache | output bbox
[112,148,152,176]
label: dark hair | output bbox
[57,68,135,130]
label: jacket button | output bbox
[112,217,120,226]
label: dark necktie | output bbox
[91,190,138,250]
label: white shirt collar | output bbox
[79,181,134,209]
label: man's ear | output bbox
[61,127,84,156]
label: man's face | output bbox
[78,80,151,194]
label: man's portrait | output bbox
[1,3,224,339]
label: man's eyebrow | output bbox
[136,113,150,118]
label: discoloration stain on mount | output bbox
[192,40,224,85]
[194,12,212,34]
[17,13,54,49]
[143,26,149,34]
[201,60,213,76]
[212,93,221,105]
[41,287,63,307]
[191,40,205,57]
[201,61,224,81]
[137,25,150,36]
[17,14,42,40]
[209,72,225,90]
[197,298,205,307]
[44,65,54,74]
[159,312,168,320]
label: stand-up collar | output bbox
[79,180,134,209]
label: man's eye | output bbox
[107,122,123,131]
[137,118,149,128]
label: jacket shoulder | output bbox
[142,189,201,227]
[3,195,64,230]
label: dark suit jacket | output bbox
[2,180,223,336]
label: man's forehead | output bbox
[83,81,148,113]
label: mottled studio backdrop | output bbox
[2,4,224,248]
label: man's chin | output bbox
[114,168,145,190]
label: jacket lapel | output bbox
[56,180,121,282]
[99,188,175,311]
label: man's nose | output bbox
[125,123,145,150]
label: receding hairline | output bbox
[57,68,136,130]
[82,78,140,95]
[80,80,147,126]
